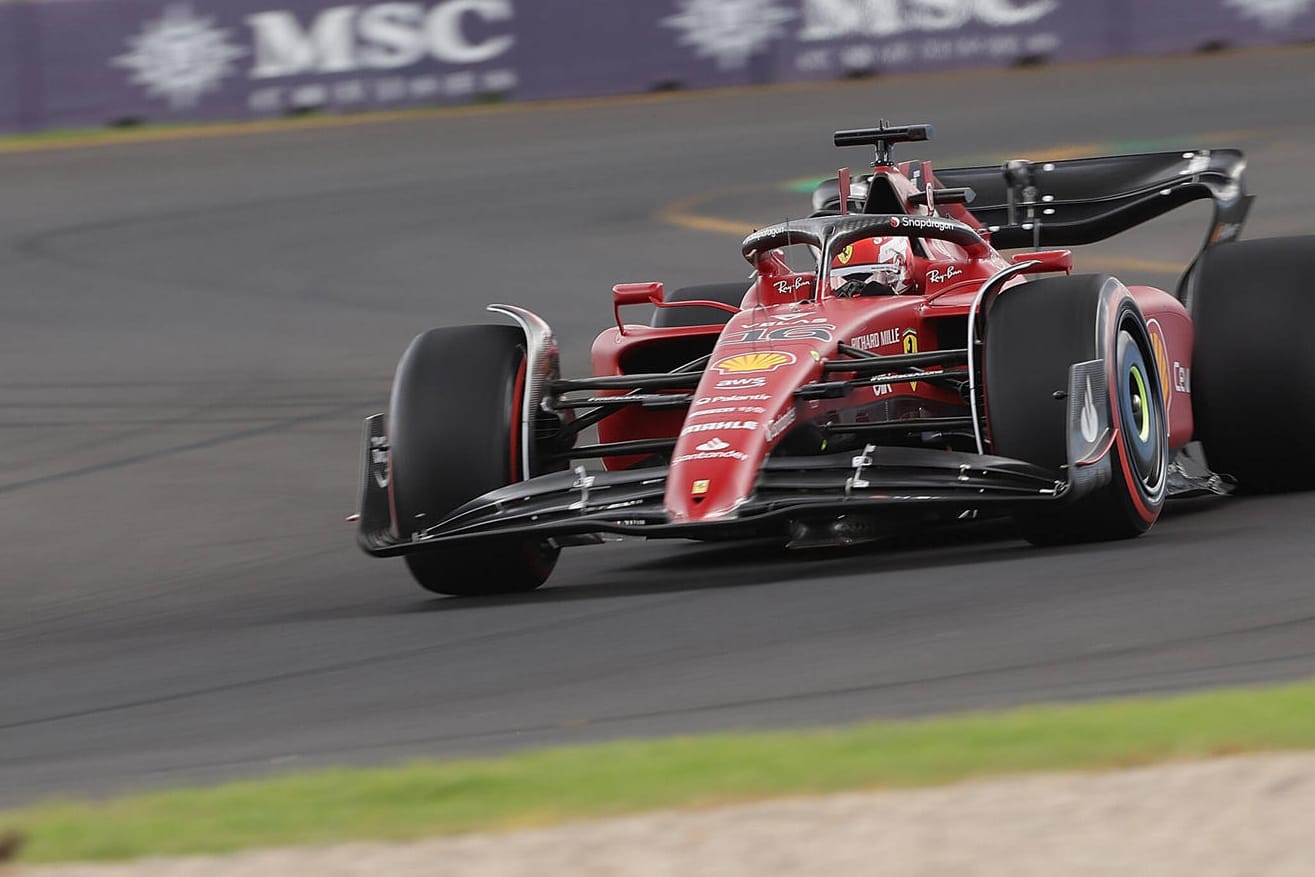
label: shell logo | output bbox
[712,351,797,374]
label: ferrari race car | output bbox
[353,122,1315,596]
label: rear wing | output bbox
[932,149,1251,251]
[810,148,1252,281]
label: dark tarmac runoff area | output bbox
[2,48,1315,806]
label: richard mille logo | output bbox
[114,4,246,109]
[662,0,795,69]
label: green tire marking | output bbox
[1130,365,1151,443]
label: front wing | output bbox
[356,360,1115,556]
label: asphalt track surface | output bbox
[3,49,1315,807]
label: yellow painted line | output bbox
[0,113,452,154]
[1026,143,1108,162]
[0,101,643,154]
[656,186,761,238]
[657,210,756,237]
[1027,126,1290,163]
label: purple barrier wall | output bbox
[1125,0,1315,54]
[4,0,1313,133]
[0,3,26,131]
[31,0,532,129]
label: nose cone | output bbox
[664,349,815,523]
[664,300,841,523]
[665,423,767,522]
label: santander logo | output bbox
[1080,376,1099,443]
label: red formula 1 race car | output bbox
[354,122,1315,596]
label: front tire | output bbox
[1189,236,1315,492]
[985,275,1169,544]
[389,325,558,596]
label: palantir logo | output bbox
[663,0,796,69]
[1224,0,1314,29]
[114,4,247,109]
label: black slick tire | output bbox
[389,325,558,596]
[985,274,1169,544]
[1188,236,1315,492]
[650,282,746,328]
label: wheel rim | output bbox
[1116,327,1165,492]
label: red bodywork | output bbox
[589,162,1194,525]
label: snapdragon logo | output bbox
[1224,0,1314,29]
[114,4,246,109]
[662,0,796,69]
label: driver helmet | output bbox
[830,237,913,295]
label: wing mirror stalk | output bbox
[612,282,740,336]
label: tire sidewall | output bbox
[387,325,559,594]
[389,326,525,534]
[1189,236,1315,491]
[1105,300,1169,527]
[985,275,1167,542]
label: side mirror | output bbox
[612,282,664,335]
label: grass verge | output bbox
[8,678,1315,863]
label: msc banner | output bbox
[7,0,1315,131]
[34,0,526,127]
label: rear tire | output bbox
[650,282,746,328]
[1188,236,1315,492]
[985,275,1169,545]
[389,325,558,596]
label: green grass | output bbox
[8,678,1315,863]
